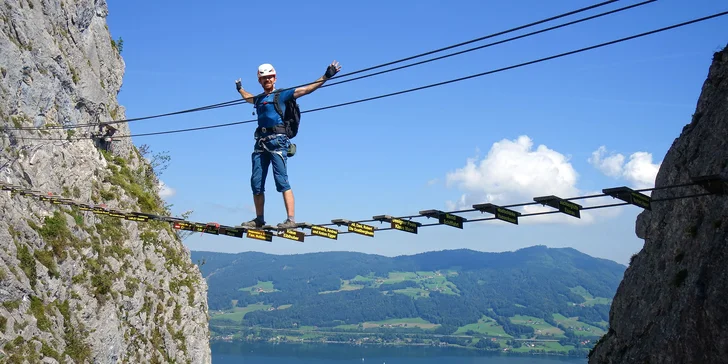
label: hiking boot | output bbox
[240,218,264,229]
[277,218,297,230]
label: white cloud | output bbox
[623,152,661,189]
[444,135,617,225]
[158,180,176,199]
[588,146,625,178]
[589,146,661,189]
[446,135,579,204]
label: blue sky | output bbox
[106,0,728,265]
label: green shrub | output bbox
[16,243,37,288]
[34,249,59,278]
[37,211,73,260]
[2,300,20,311]
[29,296,51,332]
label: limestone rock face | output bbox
[588,45,728,364]
[0,0,211,363]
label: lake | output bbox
[211,341,589,364]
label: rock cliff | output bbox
[588,45,728,363]
[0,0,211,363]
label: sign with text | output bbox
[92,207,109,215]
[58,198,75,206]
[439,213,464,229]
[391,218,418,234]
[420,210,466,229]
[201,224,220,235]
[247,229,273,242]
[557,200,581,218]
[473,203,520,225]
[125,213,150,222]
[279,229,305,242]
[173,221,197,231]
[107,210,127,219]
[495,207,519,225]
[348,222,375,237]
[603,187,652,211]
[630,191,651,210]
[219,226,244,238]
[534,196,582,218]
[311,225,338,240]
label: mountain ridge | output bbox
[192,246,624,355]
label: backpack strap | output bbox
[273,92,283,119]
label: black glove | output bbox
[235,79,242,91]
[324,64,338,79]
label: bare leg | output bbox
[283,189,295,219]
[254,193,265,217]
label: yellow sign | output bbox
[391,218,418,234]
[311,225,338,240]
[92,207,109,215]
[279,229,304,242]
[125,214,150,222]
[348,222,374,237]
[174,222,196,231]
[247,229,272,242]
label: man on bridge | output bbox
[235,61,341,230]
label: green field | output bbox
[210,303,271,322]
[454,315,512,338]
[319,279,366,294]
[239,280,278,295]
[333,317,439,330]
[383,271,419,283]
[319,271,460,297]
[418,275,459,295]
[570,286,612,306]
[391,287,430,299]
[510,341,576,354]
[363,317,439,329]
[552,314,606,336]
[509,315,565,337]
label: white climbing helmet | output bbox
[257,63,276,78]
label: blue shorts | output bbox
[250,134,291,195]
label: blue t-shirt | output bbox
[253,88,295,128]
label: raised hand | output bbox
[324,61,341,79]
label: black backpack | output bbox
[273,92,301,139]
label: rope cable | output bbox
[7,9,728,142]
[3,0,624,131]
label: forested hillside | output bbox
[192,246,625,356]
